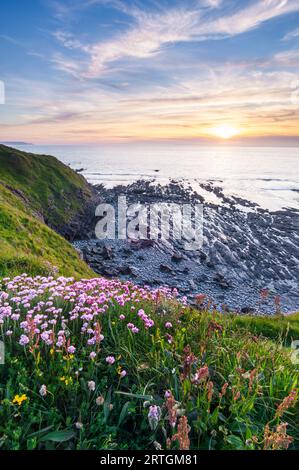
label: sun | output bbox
[211,124,239,139]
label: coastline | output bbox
[74,179,299,314]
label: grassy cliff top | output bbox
[0,145,93,231]
[0,145,94,278]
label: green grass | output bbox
[0,276,298,451]
[0,145,94,278]
[0,144,93,231]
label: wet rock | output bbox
[101,246,115,260]
[159,264,173,274]
[241,307,256,314]
[171,252,183,263]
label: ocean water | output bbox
[15,143,299,211]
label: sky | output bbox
[0,0,299,144]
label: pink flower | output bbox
[89,351,97,360]
[67,346,76,354]
[119,314,125,320]
[120,370,127,378]
[19,334,29,346]
[106,356,115,365]
[164,390,171,398]
[165,322,172,329]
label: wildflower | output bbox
[207,381,214,401]
[119,314,125,320]
[67,345,76,354]
[192,366,209,384]
[264,422,293,450]
[109,404,114,411]
[106,356,115,365]
[166,392,177,428]
[172,416,190,450]
[164,390,171,398]
[89,351,97,360]
[88,381,96,392]
[19,335,29,346]
[12,394,28,406]
[96,396,105,406]
[276,389,297,418]
[148,405,161,431]
[166,333,173,344]
[181,345,197,380]
[165,322,172,329]
[39,385,47,397]
[132,327,139,334]
[75,422,83,430]
[219,382,229,399]
[120,370,127,378]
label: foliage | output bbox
[0,275,298,450]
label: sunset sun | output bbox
[211,124,240,139]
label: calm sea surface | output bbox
[15,143,299,211]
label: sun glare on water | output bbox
[211,124,240,139]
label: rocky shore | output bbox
[74,179,299,314]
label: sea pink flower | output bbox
[19,334,29,346]
[165,322,172,329]
[89,351,97,360]
[67,346,76,354]
[106,356,115,365]
[120,370,127,378]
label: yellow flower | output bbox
[12,394,28,406]
[50,348,55,356]
[60,376,73,386]
[63,354,74,361]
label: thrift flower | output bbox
[19,335,29,346]
[106,356,115,365]
[120,370,127,378]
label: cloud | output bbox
[283,27,299,40]
[52,1,299,78]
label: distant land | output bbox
[0,141,32,146]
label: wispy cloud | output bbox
[283,27,299,40]
[51,0,299,78]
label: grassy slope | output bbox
[0,145,94,278]
[0,145,93,231]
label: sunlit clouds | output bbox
[1,0,299,143]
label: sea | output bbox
[14,142,299,212]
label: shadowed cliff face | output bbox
[75,180,299,314]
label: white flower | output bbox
[39,385,47,397]
[88,380,96,392]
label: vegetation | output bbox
[0,275,298,450]
[0,145,93,231]
[0,145,94,278]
